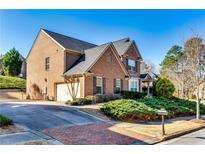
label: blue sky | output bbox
[0,10,205,69]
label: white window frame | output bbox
[129,79,139,92]
[128,59,135,67]
[96,76,103,94]
[128,59,136,71]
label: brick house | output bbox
[27,29,150,101]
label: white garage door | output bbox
[56,83,80,102]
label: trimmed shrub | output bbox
[101,99,157,121]
[108,94,122,101]
[121,91,146,99]
[95,94,106,103]
[0,75,26,89]
[0,114,13,127]
[87,94,122,103]
[153,78,175,98]
[68,98,93,106]
[101,97,205,121]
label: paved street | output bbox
[158,128,205,145]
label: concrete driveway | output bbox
[0,102,150,145]
[0,102,103,144]
[0,103,102,130]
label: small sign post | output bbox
[157,108,168,136]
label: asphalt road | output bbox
[0,103,102,130]
[159,128,205,145]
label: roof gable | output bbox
[64,43,128,76]
[112,38,132,55]
[64,43,110,76]
[113,38,142,59]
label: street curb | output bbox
[150,124,205,145]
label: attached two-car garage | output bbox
[56,83,80,102]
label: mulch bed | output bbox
[42,123,140,145]
[0,125,24,135]
[79,108,111,121]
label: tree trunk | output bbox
[196,84,200,119]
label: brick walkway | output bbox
[42,123,151,145]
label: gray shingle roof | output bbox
[41,29,142,76]
[130,73,152,80]
[42,29,97,53]
[112,38,132,55]
[64,43,110,76]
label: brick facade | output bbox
[121,43,141,75]
[26,30,81,100]
[27,30,142,101]
[84,46,128,96]
[121,43,142,92]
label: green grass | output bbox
[0,114,13,127]
[101,97,205,121]
[0,75,26,89]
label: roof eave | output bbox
[41,29,66,50]
[110,43,129,76]
[132,40,143,60]
[62,72,93,77]
[64,49,84,55]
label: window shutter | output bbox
[93,76,97,95]
[113,79,116,94]
[120,79,123,91]
[103,77,106,94]
[135,61,138,72]
[126,59,128,69]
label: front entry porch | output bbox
[129,73,153,96]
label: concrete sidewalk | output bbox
[157,128,205,145]
[0,124,63,145]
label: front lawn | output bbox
[0,114,13,127]
[0,75,26,89]
[101,97,205,121]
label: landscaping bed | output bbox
[0,125,23,135]
[0,75,26,89]
[101,97,205,121]
[74,103,111,121]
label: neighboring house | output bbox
[26,29,149,101]
[0,54,26,78]
[19,56,27,79]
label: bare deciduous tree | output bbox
[64,76,80,100]
[183,36,205,119]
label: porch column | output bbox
[147,81,150,97]
[140,79,142,92]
